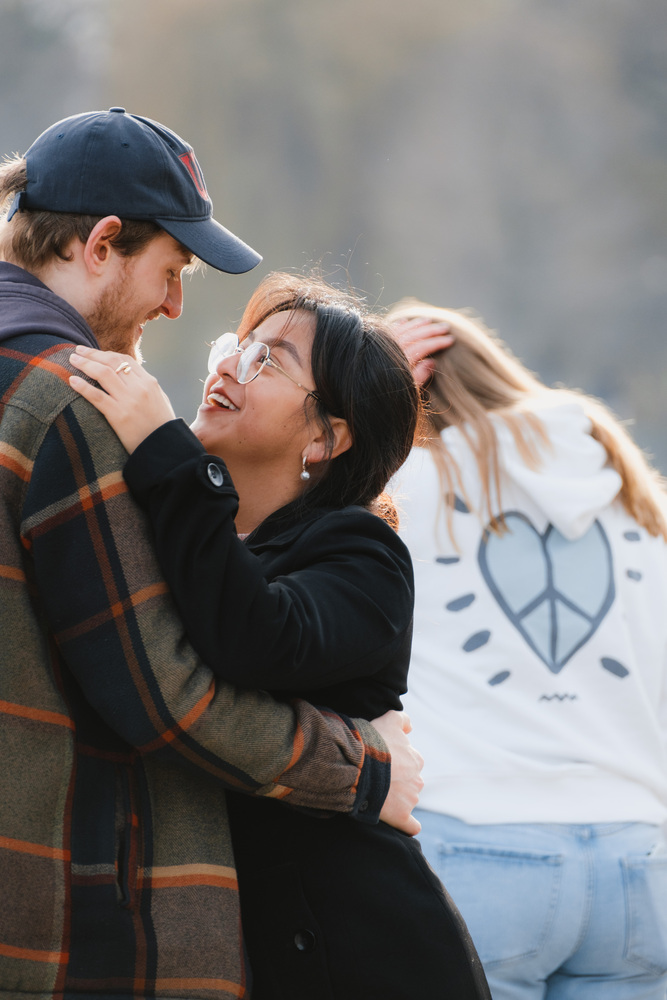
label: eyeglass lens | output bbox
[208,334,269,384]
[236,342,268,383]
[207,332,238,374]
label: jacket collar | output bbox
[245,500,335,549]
[0,261,99,349]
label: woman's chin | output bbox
[190,410,221,453]
[189,411,205,443]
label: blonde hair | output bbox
[387,299,667,542]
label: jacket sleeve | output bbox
[23,395,389,821]
[122,419,414,691]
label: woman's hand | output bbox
[69,345,176,454]
[391,316,454,386]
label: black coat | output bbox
[125,420,491,1000]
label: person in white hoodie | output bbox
[390,300,667,1000]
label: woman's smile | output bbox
[206,382,239,411]
[190,311,317,476]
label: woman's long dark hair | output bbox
[236,272,420,524]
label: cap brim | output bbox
[156,215,262,274]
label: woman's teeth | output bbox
[207,392,238,411]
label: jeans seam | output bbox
[568,835,595,957]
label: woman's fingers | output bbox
[73,344,134,371]
[68,372,115,413]
[413,358,436,387]
[392,318,454,370]
[409,333,454,364]
[69,351,138,396]
[68,350,176,454]
[407,331,454,360]
[391,318,455,386]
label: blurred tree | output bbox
[0,0,108,150]
[2,0,665,466]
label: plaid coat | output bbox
[0,263,389,1000]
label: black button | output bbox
[108,107,126,114]
[207,463,224,487]
[358,799,369,813]
[294,929,316,953]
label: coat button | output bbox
[207,463,224,487]
[293,929,316,953]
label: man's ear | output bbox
[307,417,352,465]
[82,216,123,275]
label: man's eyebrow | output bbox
[176,243,195,265]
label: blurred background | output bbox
[2,0,666,466]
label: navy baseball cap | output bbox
[7,107,262,274]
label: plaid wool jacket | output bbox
[0,264,390,1000]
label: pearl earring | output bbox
[300,456,311,481]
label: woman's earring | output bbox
[300,456,311,481]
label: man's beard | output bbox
[83,276,144,362]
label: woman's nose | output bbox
[215,349,240,380]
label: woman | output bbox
[390,300,667,1000]
[69,273,491,1000]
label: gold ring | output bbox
[115,362,132,375]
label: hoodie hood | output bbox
[444,400,623,541]
[0,261,98,349]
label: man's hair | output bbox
[0,155,163,270]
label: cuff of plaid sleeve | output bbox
[348,717,391,824]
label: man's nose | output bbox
[161,276,184,320]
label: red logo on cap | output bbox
[179,151,209,200]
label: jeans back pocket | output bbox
[439,844,563,967]
[622,852,667,975]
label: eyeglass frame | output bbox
[207,332,321,402]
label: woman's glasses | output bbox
[208,332,320,401]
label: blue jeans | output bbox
[415,810,667,1000]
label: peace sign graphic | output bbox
[478,513,615,674]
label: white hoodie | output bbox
[396,401,667,824]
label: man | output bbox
[0,108,422,998]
